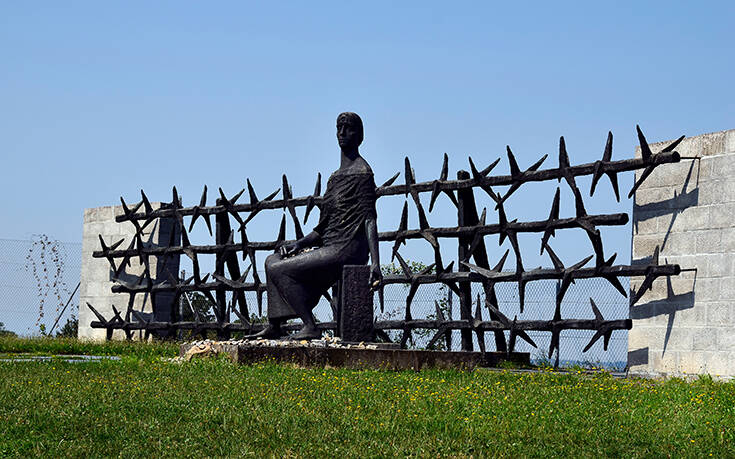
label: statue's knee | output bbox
[265,254,281,276]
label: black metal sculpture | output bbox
[89,119,688,358]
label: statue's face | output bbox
[337,120,361,150]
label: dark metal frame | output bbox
[89,126,686,357]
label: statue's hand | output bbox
[369,263,382,290]
[279,241,301,257]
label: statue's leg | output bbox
[243,253,293,339]
[266,248,344,340]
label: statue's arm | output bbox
[365,217,382,287]
[279,231,322,257]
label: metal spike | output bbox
[591,132,612,196]
[628,164,655,199]
[507,146,521,177]
[540,188,561,254]
[529,154,548,171]
[492,250,509,272]
[440,153,449,181]
[86,303,108,324]
[380,171,401,188]
[469,157,482,181]
[661,135,685,153]
[545,244,564,271]
[429,180,442,213]
[230,188,245,205]
[392,249,413,279]
[282,175,291,202]
[131,309,150,325]
[481,158,501,176]
[276,214,286,244]
[247,179,259,204]
[391,201,409,261]
[636,125,653,162]
[404,157,414,196]
[140,190,153,214]
[558,136,570,183]
[263,188,280,201]
[434,301,446,322]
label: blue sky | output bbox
[1,1,733,269]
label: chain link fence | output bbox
[1,239,629,370]
[237,273,630,371]
[0,238,81,337]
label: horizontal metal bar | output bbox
[107,263,680,294]
[94,212,628,259]
[90,318,631,333]
[114,152,680,223]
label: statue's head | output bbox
[337,112,363,150]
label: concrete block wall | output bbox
[629,128,735,378]
[78,204,179,340]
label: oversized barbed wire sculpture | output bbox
[89,125,687,356]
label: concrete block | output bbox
[726,130,735,153]
[640,161,697,188]
[717,328,735,351]
[709,202,735,229]
[648,350,679,373]
[634,187,673,208]
[666,328,693,352]
[704,351,729,376]
[632,214,661,235]
[706,302,730,326]
[695,230,722,254]
[722,228,735,253]
[712,154,735,177]
[698,253,733,277]
[692,328,717,350]
[633,235,665,260]
[670,303,706,327]
[720,277,735,301]
[661,232,696,256]
[694,277,720,302]
[698,179,735,206]
[680,352,706,374]
[627,328,651,351]
[674,207,709,232]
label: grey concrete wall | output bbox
[78,204,179,340]
[629,129,735,378]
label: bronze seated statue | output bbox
[247,112,381,340]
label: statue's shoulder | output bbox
[349,157,373,175]
[332,157,374,178]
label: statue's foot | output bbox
[286,325,322,341]
[243,324,286,340]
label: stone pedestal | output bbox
[629,129,735,378]
[339,265,374,343]
[78,204,179,340]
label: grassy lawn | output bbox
[0,338,733,457]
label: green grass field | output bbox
[0,337,733,457]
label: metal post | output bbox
[214,200,230,340]
[456,170,474,352]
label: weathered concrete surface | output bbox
[180,342,531,371]
[78,204,179,341]
[629,128,735,379]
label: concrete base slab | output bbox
[179,341,530,371]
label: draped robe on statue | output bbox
[264,170,377,320]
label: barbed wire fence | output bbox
[0,237,81,337]
[0,237,628,369]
